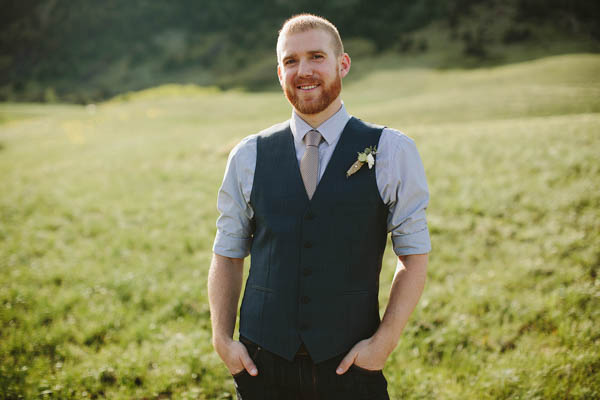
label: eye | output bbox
[284,59,296,65]
[312,54,324,59]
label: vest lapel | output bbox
[283,125,311,203]
[309,118,353,203]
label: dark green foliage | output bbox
[515,0,600,38]
[502,26,531,44]
[462,26,489,58]
[0,0,598,102]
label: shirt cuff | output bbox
[392,228,432,256]
[212,230,252,259]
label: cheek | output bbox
[283,74,295,87]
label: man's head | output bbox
[276,14,344,64]
[276,14,350,118]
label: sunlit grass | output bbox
[1,54,599,399]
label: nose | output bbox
[297,59,313,77]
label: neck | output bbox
[295,97,343,128]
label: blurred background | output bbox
[1,0,599,103]
[1,1,599,399]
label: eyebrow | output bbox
[282,50,327,62]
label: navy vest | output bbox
[239,117,388,363]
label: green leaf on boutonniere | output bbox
[346,146,377,178]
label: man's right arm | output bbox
[209,136,258,375]
[207,253,258,376]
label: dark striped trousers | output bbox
[233,337,390,400]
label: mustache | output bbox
[293,78,322,87]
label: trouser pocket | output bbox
[239,336,262,360]
[232,337,264,399]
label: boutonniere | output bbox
[346,146,377,178]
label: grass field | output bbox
[1,53,599,399]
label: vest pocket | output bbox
[342,289,369,295]
[250,284,273,293]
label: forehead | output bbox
[279,29,336,58]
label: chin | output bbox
[284,74,342,116]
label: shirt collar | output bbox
[290,103,351,146]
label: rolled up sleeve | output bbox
[378,129,431,256]
[212,136,256,259]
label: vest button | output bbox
[301,295,310,304]
[305,212,315,220]
[303,241,312,248]
[299,322,310,331]
[302,267,312,277]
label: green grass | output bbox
[1,53,599,399]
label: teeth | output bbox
[300,84,318,90]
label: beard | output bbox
[283,71,342,115]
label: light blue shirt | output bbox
[213,104,431,258]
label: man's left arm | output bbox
[336,253,428,374]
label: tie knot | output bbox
[305,130,322,147]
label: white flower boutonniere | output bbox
[346,146,377,178]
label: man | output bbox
[208,14,430,399]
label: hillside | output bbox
[1,54,599,398]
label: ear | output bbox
[339,53,351,78]
[277,64,284,87]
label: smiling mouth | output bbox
[297,84,319,90]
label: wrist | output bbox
[371,329,398,357]
[212,333,234,353]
